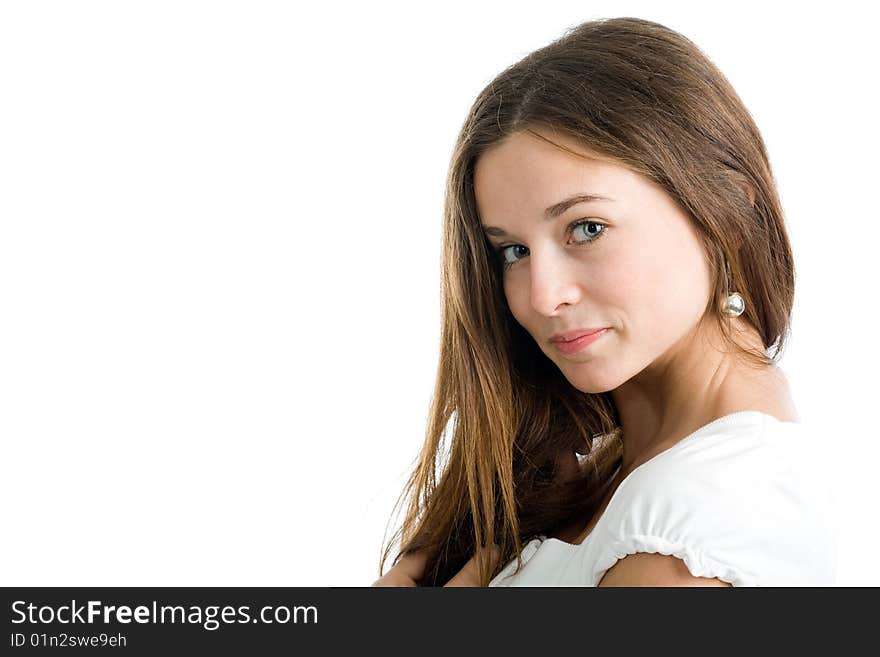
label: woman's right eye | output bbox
[498,244,529,268]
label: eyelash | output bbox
[493,219,608,270]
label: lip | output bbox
[551,328,609,355]
[549,327,609,344]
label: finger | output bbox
[443,544,501,587]
[391,547,432,582]
[372,573,417,587]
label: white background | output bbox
[0,1,876,586]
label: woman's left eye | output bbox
[571,220,605,243]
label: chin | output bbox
[557,362,620,395]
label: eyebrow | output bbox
[481,193,616,237]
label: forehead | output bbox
[473,131,636,224]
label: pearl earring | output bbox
[723,292,745,317]
[721,259,745,317]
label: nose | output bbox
[528,249,583,316]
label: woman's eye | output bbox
[499,244,530,267]
[572,220,605,243]
[496,219,607,270]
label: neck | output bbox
[609,315,789,475]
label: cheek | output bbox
[616,231,710,328]
[589,249,645,307]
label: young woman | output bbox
[372,16,835,587]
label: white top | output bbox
[488,411,837,587]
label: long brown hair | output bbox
[378,16,795,586]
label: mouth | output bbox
[551,328,610,355]
[550,327,609,344]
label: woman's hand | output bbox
[372,544,501,587]
[371,548,431,587]
[443,544,502,586]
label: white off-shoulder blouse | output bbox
[488,411,837,587]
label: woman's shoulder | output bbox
[610,412,798,490]
[616,412,831,520]
[590,413,837,586]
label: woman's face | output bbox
[473,129,714,394]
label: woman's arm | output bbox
[598,552,732,587]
